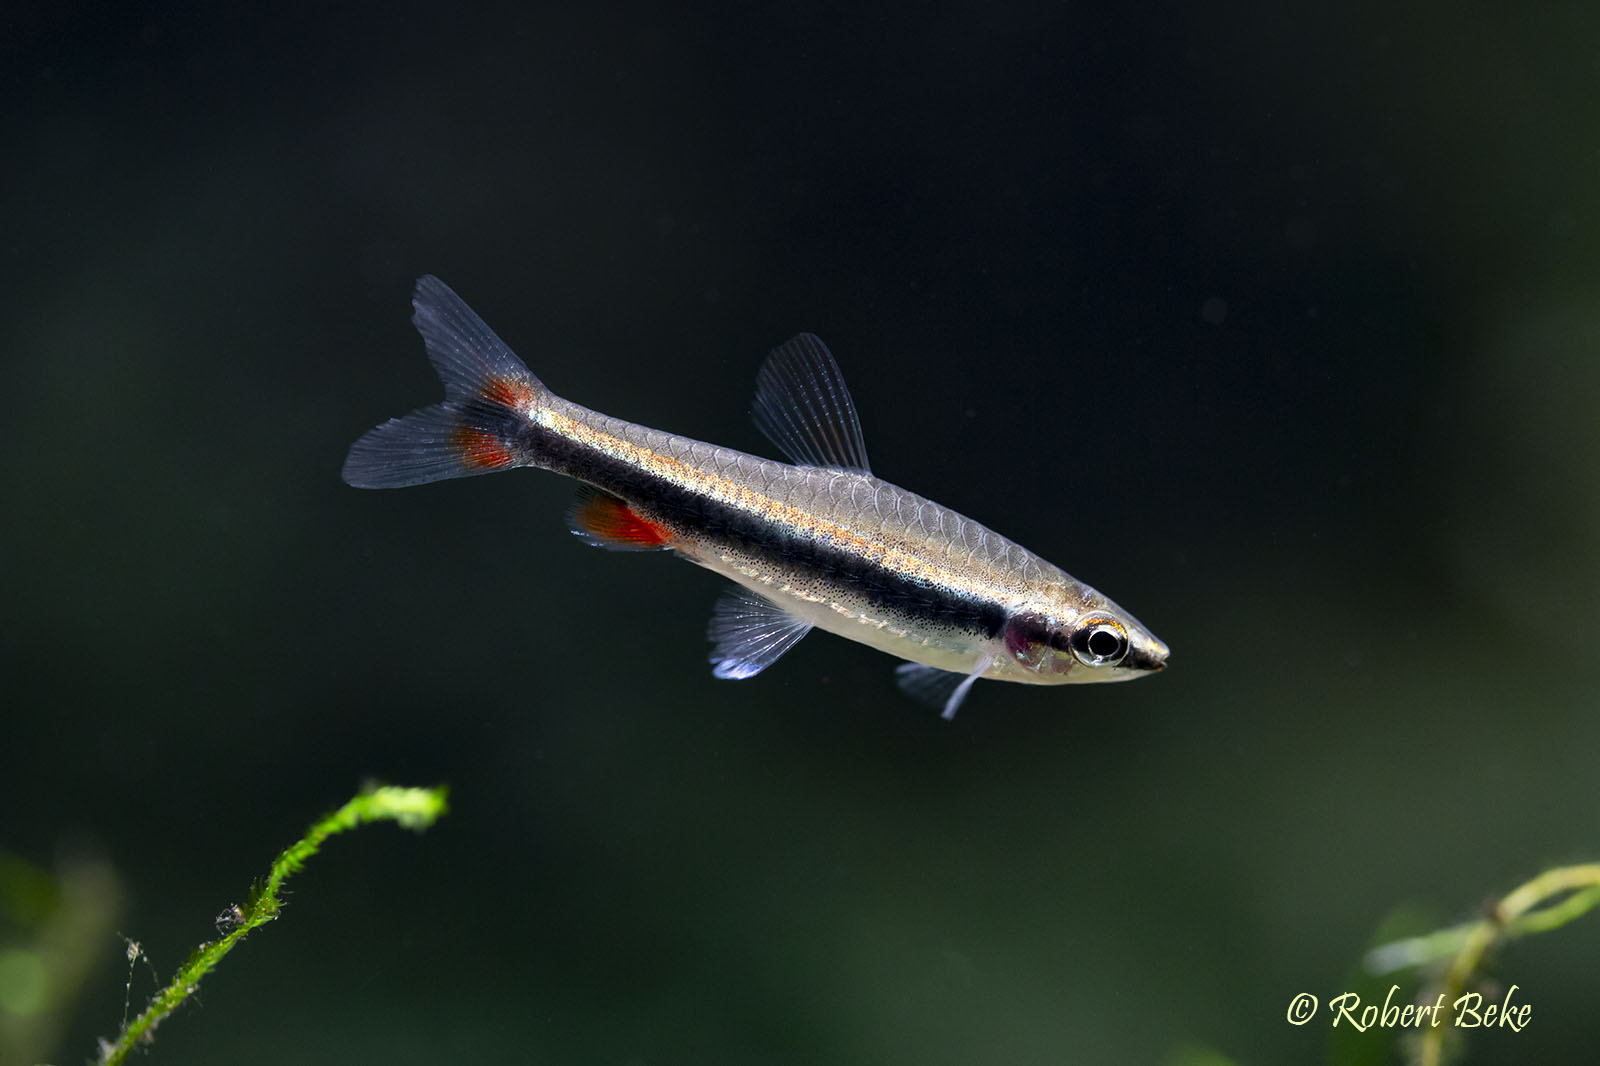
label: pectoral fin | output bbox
[707,586,813,679]
[894,658,993,720]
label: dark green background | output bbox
[5,2,1598,1063]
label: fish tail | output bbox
[343,276,550,489]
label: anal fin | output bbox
[567,487,672,551]
[708,586,813,680]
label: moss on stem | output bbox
[96,784,448,1066]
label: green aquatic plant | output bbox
[95,784,448,1066]
[1169,861,1600,1066]
[1364,862,1600,1066]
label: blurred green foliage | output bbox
[0,851,120,1066]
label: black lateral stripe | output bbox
[516,421,1008,637]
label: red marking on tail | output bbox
[451,427,514,470]
[571,493,672,548]
[483,375,537,412]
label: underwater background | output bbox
[4,2,1598,1064]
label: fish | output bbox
[343,276,1168,718]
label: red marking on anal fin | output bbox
[568,489,672,551]
[451,427,515,470]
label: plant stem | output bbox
[97,784,448,1066]
[1377,863,1600,1066]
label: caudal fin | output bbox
[342,276,549,489]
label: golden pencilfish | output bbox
[343,276,1168,717]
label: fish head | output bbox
[1004,587,1168,684]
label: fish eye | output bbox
[1070,620,1128,667]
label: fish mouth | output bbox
[1126,638,1170,673]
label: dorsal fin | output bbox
[751,334,871,473]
